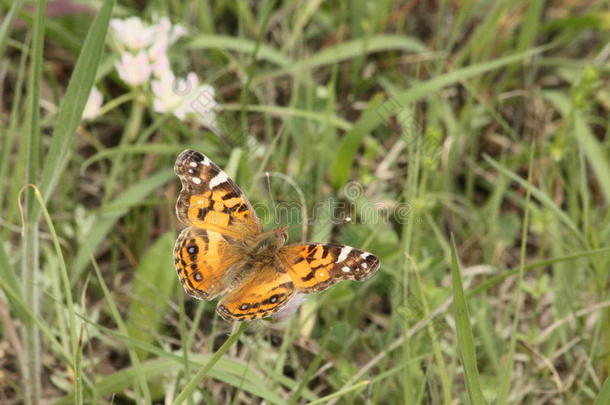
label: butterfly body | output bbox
[174,149,380,321]
[222,229,289,292]
[248,227,288,258]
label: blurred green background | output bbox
[1,0,610,404]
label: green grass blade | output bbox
[331,46,549,188]
[72,169,174,279]
[287,333,329,404]
[21,0,46,402]
[80,143,216,173]
[6,1,82,52]
[37,0,115,208]
[497,145,534,404]
[253,34,429,84]
[91,255,151,403]
[0,0,25,62]
[573,113,610,204]
[329,93,385,190]
[173,323,248,405]
[450,235,486,405]
[0,240,24,319]
[467,247,610,298]
[188,34,289,65]
[52,354,287,405]
[483,154,583,241]
[308,381,370,405]
[0,31,28,219]
[30,186,82,403]
[0,269,73,363]
[593,376,610,405]
[221,103,353,130]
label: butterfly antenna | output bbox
[264,171,308,242]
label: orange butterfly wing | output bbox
[216,262,295,321]
[174,150,382,322]
[279,243,380,293]
[174,227,244,300]
[174,150,261,301]
[174,149,261,239]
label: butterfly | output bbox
[173,149,380,321]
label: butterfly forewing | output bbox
[174,149,262,238]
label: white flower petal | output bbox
[151,71,219,131]
[111,17,156,51]
[171,24,188,42]
[151,52,171,77]
[115,51,152,86]
[82,86,103,121]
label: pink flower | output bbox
[82,86,103,121]
[110,17,156,51]
[154,16,187,43]
[115,51,152,86]
[151,71,218,131]
[148,16,186,72]
[151,52,171,78]
[151,71,184,113]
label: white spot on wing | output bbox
[201,156,211,166]
[341,266,350,273]
[362,262,368,269]
[337,246,353,263]
[192,177,202,185]
[209,171,228,188]
[189,161,197,168]
[360,252,370,259]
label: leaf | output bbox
[450,235,486,405]
[126,232,177,359]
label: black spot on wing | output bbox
[223,191,239,200]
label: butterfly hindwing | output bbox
[174,227,244,300]
[279,243,380,293]
[216,262,295,321]
[174,149,262,238]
